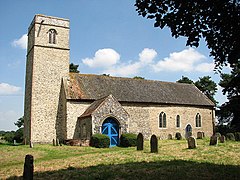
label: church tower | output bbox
[24,15,70,143]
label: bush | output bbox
[120,133,137,147]
[234,132,240,141]
[3,131,15,143]
[90,134,110,148]
[175,132,182,140]
[14,128,23,143]
[226,133,235,141]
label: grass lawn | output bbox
[1,139,240,179]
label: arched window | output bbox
[48,29,57,44]
[176,115,180,128]
[159,112,167,128]
[195,113,202,127]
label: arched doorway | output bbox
[102,117,119,147]
[185,124,192,138]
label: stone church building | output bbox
[24,15,215,146]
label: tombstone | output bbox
[29,141,33,148]
[13,140,17,145]
[56,139,59,146]
[137,133,144,151]
[209,135,218,146]
[53,139,56,146]
[219,135,225,143]
[150,134,158,153]
[23,154,34,180]
[187,136,197,149]
[168,134,173,140]
[197,132,203,139]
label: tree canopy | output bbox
[176,76,193,84]
[69,63,79,73]
[135,0,240,70]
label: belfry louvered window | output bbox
[159,112,167,128]
[195,113,202,127]
[48,29,57,44]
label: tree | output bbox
[14,116,24,129]
[69,63,79,73]
[133,76,145,79]
[194,76,217,104]
[218,66,240,130]
[135,0,240,129]
[135,0,240,69]
[176,76,193,84]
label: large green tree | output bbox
[69,63,79,73]
[194,76,217,104]
[176,76,193,84]
[135,0,240,129]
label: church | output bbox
[24,15,215,146]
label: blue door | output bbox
[102,118,119,147]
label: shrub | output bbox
[90,134,110,148]
[175,132,182,140]
[226,133,235,141]
[234,132,240,141]
[215,132,221,138]
[120,133,137,147]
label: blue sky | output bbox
[0,0,228,131]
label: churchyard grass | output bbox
[1,138,240,179]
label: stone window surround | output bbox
[159,112,167,129]
[176,115,181,128]
[195,113,202,128]
[48,29,57,44]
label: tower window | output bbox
[48,29,57,44]
[176,115,180,128]
[159,112,167,128]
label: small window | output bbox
[176,115,180,128]
[48,29,57,44]
[159,112,167,128]
[196,113,202,127]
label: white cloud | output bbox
[82,48,120,68]
[104,62,142,76]
[139,48,157,64]
[0,110,20,131]
[0,83,22,95]
[153,48,213,72]
[12,34,28,50]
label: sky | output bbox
[0,0,228,131]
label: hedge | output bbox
[90,134,110,148]
[120,133,137,147]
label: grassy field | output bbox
[1,139,240,179]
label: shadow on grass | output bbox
[7,160,240,180]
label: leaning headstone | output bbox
[53,139,56,146]
[137,133,144,151]
[29,141,33,148]
[56,139,59,146]
[168,134,173,140]
[187,136,197,149]
[23,154,34,180]
[150,134,158,153]
[209,135,218,145]
[197,132,203,139]
[219,135,225,143]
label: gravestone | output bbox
[137,133,144,151]
[197,132,203,139]
[209,135,218,145]
[56,139,59,146]
[168,134,173,140]
[23,154,34,180]
[53,139,56,146]
[219,135,225,143]
[187,136,197,149]
[13,140,17,145]
[29,141,33,148]
[150,134,158,153]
